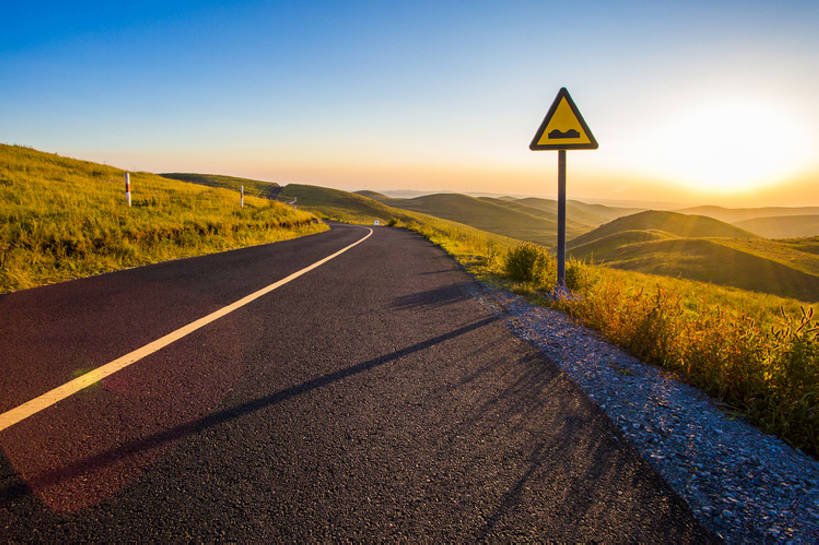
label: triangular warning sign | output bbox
[530,88,598,150]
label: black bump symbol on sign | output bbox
[548,129,580,139]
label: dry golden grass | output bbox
[0,144,326,292]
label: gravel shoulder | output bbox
[469,283,818,544]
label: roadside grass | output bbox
[390,217,817,457]
[0,144,327,292]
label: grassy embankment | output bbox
[0,145,326,292]
[278,183,817,456]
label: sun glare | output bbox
[646,98,812,193]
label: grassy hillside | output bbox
[679,205,819,223]
[781,236,819,255]
[570,229,673,258]
[568,211,818,301]
[343,191,638,244]
[584,238,818,302]
[276,184,417,224]
[720,237,819,276]
[735,215,819,239]
[354,190,391,201]
[514,197,641,225]
[571,210,758,247]
[161,172,281,199]
[385,193,589,246]
[0,145,325,292]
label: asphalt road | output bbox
[0,223,714,542]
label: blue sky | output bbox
[2,1,818,205]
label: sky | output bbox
[2,0,818,207]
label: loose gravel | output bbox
[470,283,818,545]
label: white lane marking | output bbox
[0,227,373,432]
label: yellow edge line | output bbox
[0,227,373,433]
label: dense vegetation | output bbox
[0,145,326,292]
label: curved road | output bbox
[0,223,714,542]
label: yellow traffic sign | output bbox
[530,88,598,150]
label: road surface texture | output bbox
[0,223,715,542]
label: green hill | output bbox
[515,197,641,226]
[570,210,758,248]
[0,145,324,293]
[678,205,819,223]
[570,229,674,260]
[161,172,280,199]
[476,196,556,219]
[277,184,416,224]
[780,236,819,256]
[385,193,589,246]
[588,238,818,301]
[353,190,391,201]
[734,215,819,239]
[568,210,818,301]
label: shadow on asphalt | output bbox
[418,268,463,276]
[420,346,701,542]
[0,316,500,502]
[390,282,474,310]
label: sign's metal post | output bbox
[556,149,566,289]
[529,87,597,298]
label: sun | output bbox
[646,97,812,194]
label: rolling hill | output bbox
[354,190,391,201]
[570,210,758,248]
[678,205,819,223]
[734,215,819,239]
[383,193,588,246]
[277,184,416,224]
[347,191,640,245]
[568,210,818,301]
[513,197,641,226]
[161,172,281,199]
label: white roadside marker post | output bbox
[125,172,132,207]
[240,185,244,208]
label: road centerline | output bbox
[0,227,373,433]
